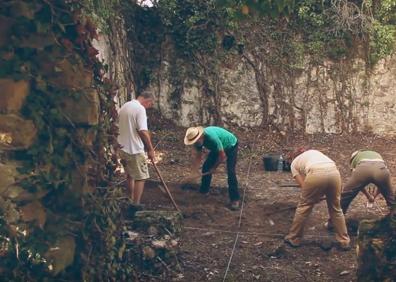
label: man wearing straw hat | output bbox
[284,147,350,250]
[184,126,240,210]
[326,150,395,230]
[118,92,155,204]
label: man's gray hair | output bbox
[138,90,153,99]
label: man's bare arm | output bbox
[138,130,155,161]
[294,174,305,188]
[191,147,203,172]
[362,187,379,202]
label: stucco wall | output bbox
[148,51,396,135]
[95,25,396,135]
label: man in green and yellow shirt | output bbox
[184,126,240,210]
[341,150,395,213]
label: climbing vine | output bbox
[82,0,120,33]
[134,0,232,123]
[121,0,396,129]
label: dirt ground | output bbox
[135,115,396,281]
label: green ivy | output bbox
[369,21,396,64]
[126,0,396,102]
[82,0,121,34]
[369,0,396,64]
[376,0,396,24]
[157,0,227,58]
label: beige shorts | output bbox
[120,151,149,180]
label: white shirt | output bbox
[117,100,148,155]
[291,150,335,177]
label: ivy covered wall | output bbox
[112,0,396,135]
[0,0,127,280]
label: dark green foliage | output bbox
[222,35,235,50]
[133,6,164,92]
[216,0,296,17]
[122,0,231,122]
[83,0,120,33]
[158,0,222,57]
[122,0,396,111]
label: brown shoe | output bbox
[337,242,351,251]
[324,221,335,232]
[284,238,301,248]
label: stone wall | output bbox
[0,80,36,150]
[0,66,99,274]
[93,9,396,136]
[0,2,103,276]
[0,78,38,208]
[136,46,396,135]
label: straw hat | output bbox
[184,126,204,145]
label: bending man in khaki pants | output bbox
[341,150,396,212]
[284,148,350,250]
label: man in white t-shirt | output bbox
[284,148,350,251]
[118,92,155,204]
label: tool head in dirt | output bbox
[180,183,200,191]
[180,171,213,188]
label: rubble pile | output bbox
[357,210,396,281]
[123,210,184,279]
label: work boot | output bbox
[324,221,335,232]
[126,203,145,218]
[129,203,145,212]
[199,188,210,196]
[283,238,301,248]
[230,200,240,211]
[336,242,351,252]
[199,190,210,196]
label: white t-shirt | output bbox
[291,150,335,177]
[117,100,148,155]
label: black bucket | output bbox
[283,160,291,172]
[263,153,283,171]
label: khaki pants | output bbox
[341,161,395,213]
[286,165,350,246]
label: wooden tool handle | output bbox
[151,160,181,213]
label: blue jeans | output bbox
[200,143,240,201]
